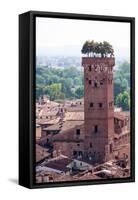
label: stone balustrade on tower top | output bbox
[82,57,115,66]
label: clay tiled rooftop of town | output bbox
[36,144,50,163]
[45,120,84,132]
[36,117,61,125]
[44,157,73,172]
[64,111,84,121]
[114,111,129,121]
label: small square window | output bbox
[100,81,103,85]
[90,102,93,107]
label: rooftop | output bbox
[114,111,129,121]
[64,111,84,121]
[44,155,73,172]
[36,144,50,163]
[45,120,84,133]
[36,117,60,125]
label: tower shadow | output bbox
[8,178,18,185]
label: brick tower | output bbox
[82,57,115,163]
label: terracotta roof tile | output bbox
[114,112,128,121]
[64,111,84,121]
[44,157,73,172]
[36,144,50,163]
[36,117,60,125]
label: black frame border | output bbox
[19,11,135,189]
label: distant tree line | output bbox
[81,40,114,58]
[114,61,130,111]
[36,66,84,101]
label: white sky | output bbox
[36,17,130,58]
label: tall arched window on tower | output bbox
[88,65,91,71]
[90,143,92,148]
[94,125,98,133]
[89,80,92,85]
[94,80,99,88]
[110,143,113,153]
[76,129,80,136]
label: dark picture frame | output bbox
[19,11,135,189]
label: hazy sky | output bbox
[36,17,130,58]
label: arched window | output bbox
[94,81,98,88]
[94,125,98,133]
[88,65,91,71]
[76,129,80,135]
[89,80,92,85]
[90,143,92,148]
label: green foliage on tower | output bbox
[81,40,114,57]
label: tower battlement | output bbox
[82,57,115,66]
